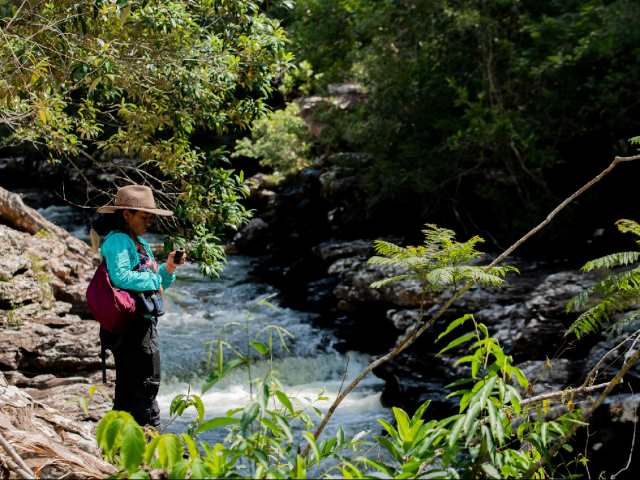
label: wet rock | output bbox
[314,239,373,264]
[386,309,420,330]
[512,317,566,361]
[0,314,106,372]
[514,358,585,393]
[233,218,270,253]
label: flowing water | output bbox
[38,205,392,470]
[157,257,390,457]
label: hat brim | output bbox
[97,205,173,216]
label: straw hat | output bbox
[97,185,173,216]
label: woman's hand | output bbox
[166,250,186,274]
[158,285,164,296]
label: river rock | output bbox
[233,218,270,253]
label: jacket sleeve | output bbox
[102,234,161,292]
[159,263,176,291]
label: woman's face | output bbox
[124,210,153,237]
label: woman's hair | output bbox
[112,209,138,233]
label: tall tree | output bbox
[0,0,293,276]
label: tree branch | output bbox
[522,346,640,478]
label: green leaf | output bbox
[336,425,345,445]
[240,402,260,433]
[302,431,322,468]
[393,407,411,438]
[377,419,400,442]
[121,422,146,473]
[181,434,199,460]
[436,333,476,356]
[168,458,190,479]
[481,463,502,479]
[479,376,498,410]
[375,436,403,464]
[275,391,294,415]
[170,395,185,417]
[270,412,294,442]
[436,314,473,342]
[144,437,160,467]
[202,358,245,394]
[192,395,205,425]
[190,458,215,479]
[258,382,269,410]
[156,434,184,472]
[354,458,394,477]
[411,399,431,426]
[448,416,465,447]
[463,402,481,436]
[195,417,240,434]
[251,342,268,354]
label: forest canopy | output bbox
[267,0,640,252]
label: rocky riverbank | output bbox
[0,187,116,428]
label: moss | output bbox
[35,229,55,239]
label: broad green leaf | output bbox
[157,434,184,472]
[170,395,185,417]
[195,417,240,434]
[121,422,146,473]
[393,407,411,438]
[181,434,199,460]
[481,463,502,479]
[144,437,160,467]
[377,419,400,442]
[168,458,190,479]
[190,458,215,479]
[375,436,403,464]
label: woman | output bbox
[95,185,185,430]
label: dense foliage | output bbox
[269,0,640,248]
[0,0,293,276]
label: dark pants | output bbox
[101,315,162,430]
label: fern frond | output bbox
[370,273,420,289]
[616,219,640,241]
[607,309,640,337]
[567,288,640,337]
[568,267,640,311]
[581,251,640,272]
[629,136,640,146]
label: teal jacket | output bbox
[100,231,176,292]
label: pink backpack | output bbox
[86,259,136,333]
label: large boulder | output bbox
[233,218,271,253]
